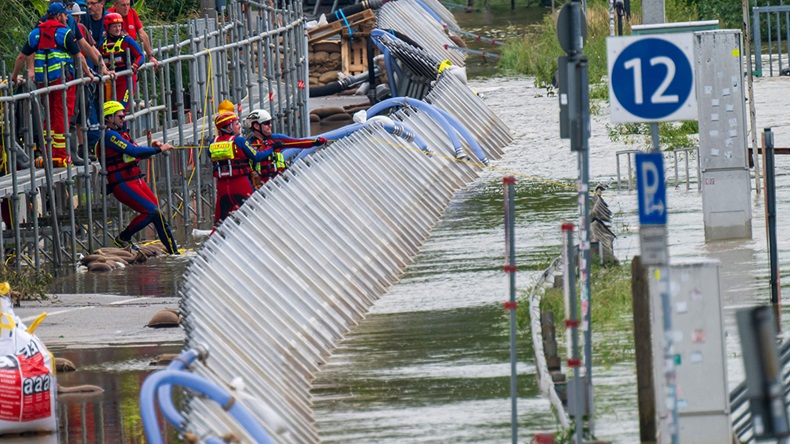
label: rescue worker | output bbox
[210,111,275,226]
[98,100,179,254]
[10,2,106,166]
[100,12,144,109]
[107,0,158,68]
[245,108,327,188]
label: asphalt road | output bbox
[13,293,184,351]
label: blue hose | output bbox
[286,119,430,161]
[141,369,274,444]
[413,0,445,23]
[156,348,203,430]
[370,30,404,97]
[367,97,489,164]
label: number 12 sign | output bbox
[607,33,697,123]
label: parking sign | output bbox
[636,153,667,225]
[608,33,697,122]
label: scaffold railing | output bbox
[0,0,308,273]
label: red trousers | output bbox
[40,80,76,162]
[214,175,254,225]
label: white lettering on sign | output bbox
[623,56,680,106]
[640,161,665,216]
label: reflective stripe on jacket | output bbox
[31,20,73,83]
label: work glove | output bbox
[271,140,285,150]
[313,137,327,146]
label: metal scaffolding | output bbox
[0,0,308,274]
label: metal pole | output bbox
[503,176,518,444]
[563,222,583,444]
[744,0,761,192]
[609,0,615,36]
[650,122,679,444]
[764,128,780,306]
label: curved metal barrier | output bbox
[177,71,512,441]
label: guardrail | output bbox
[615,147,699,191]
[752,5,790,77]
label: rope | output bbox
[334,9,353,39]
[527,255,570,429]
[172,49,214,216]
[144,48,215,252]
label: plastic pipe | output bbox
[370,30,406,97]
[286,119,430,161]
[413,0,445,23]
[367,97,489,164]
[141,370,274,444]
[156,348,206,429]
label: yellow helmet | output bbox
[218,100,235,114]
[0,282,9,295]
[104,100,125,118]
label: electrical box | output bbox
[700,169,753,240]
[695,30,749,171]
[695,30,752,241]
[648,259,732,444]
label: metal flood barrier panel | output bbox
[377,0,466,67]
[0,0,306,272]
[179,73,513,442]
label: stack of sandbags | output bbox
[308,41,342,88]
[310,103,371,127]
[78,241,173,272]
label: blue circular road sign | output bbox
[611,38,694,120]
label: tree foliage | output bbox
[0,0,200,68]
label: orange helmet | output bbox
[214,112,238,130]
[104,13,123,32]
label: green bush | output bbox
[499,0,700,86]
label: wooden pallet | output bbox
[306,9,376,44]
[342,35,369,76]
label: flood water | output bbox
[20,5,790,444]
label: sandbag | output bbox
[0,294,57,434]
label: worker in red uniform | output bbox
[98,100,179,254]
[210,111,275,225]
[100,12,144,109]
[245,108,326,188]
[10,2,105,166]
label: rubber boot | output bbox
[70,144,86,166]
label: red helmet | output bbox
[214,112,238,130]
[104,13,123,32]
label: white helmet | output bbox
[246,109,272,128]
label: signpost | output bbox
[635,153,668,265]
[608,32,695,444]
[607,33,697,123]
[557,3,592,442]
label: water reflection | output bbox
[313,306,557,443]
[50,255,192,297]
[54,346,181,444]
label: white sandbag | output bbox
[0,293,57,434]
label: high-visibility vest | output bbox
[254,139,286,181]
[31,20,73,84]
[210,135,252,178]
[101,37,127,71]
